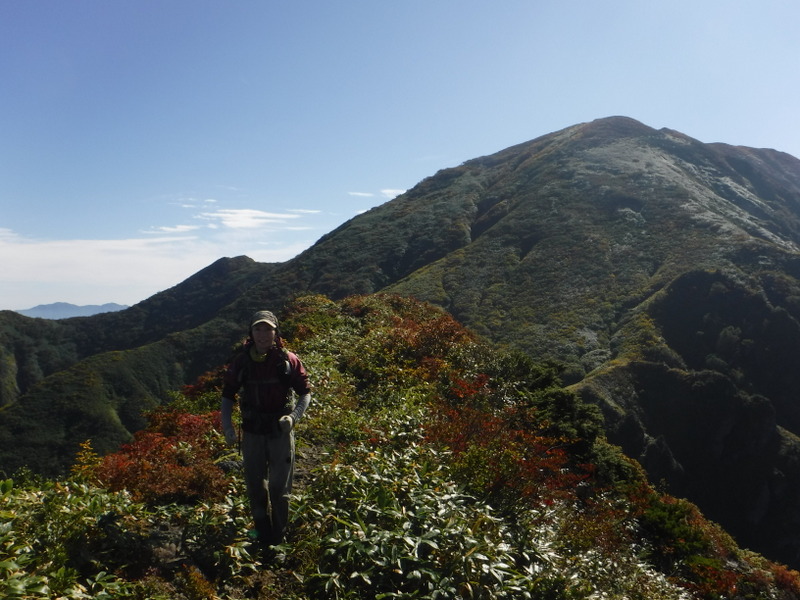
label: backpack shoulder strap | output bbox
[226,339,252,386]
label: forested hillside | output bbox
[4,294,800,599]
[4,116,800,567]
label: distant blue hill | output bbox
[16,302,129,319]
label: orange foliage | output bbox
[426,404,590,506]
[180,368,224,400]
[95,410,229,504]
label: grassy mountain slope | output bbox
[387,117,800,367]
[4,116,800,567]
[378,118,800,567]
[5,294,800,600]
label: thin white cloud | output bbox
[197,208,300,229]
[0,200,329,309]
[175,197,218,209]
[348,189,405,200]
[0,226,313,310]
[145,224,201,234]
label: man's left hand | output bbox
[278,415,294,433]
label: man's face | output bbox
[252,322,277,352]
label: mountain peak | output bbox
[5,117,800,567]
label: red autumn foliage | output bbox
[340,294,476,363]
[389,309,475,361]
[95,409,229,505]
[147,409,222,442]
[180,369,224,401]
[426,404,590,506]
[449,373,491,401]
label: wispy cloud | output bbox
[0,232,215,309]
[0,199,351,310]
[145,224,201,234]
[174,197,218,209]
[0,218,313,310]
[196,208,300,229]
[349,189,405,200]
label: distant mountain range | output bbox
[15,302,129,319]
[3,116,800,568]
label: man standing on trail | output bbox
[220,310,312,552]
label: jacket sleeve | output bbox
[221,354,244,401]
[288,352,312,396]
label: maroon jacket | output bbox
[222,346,311,434]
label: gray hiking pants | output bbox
[241,428,295,546]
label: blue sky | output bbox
[2,1,798,310]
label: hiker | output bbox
[220,310,312,551]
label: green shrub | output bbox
[0,478,146,598]
[5,292,800,600]
[292,411,574,600]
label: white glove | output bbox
[224,428,237,447]
[278,415,294,433]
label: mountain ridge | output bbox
[4,116,800,567]
[15,302,129,319]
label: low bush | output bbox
[93,410,230,505]
[292,410,575,600]
[4,293,800,599]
